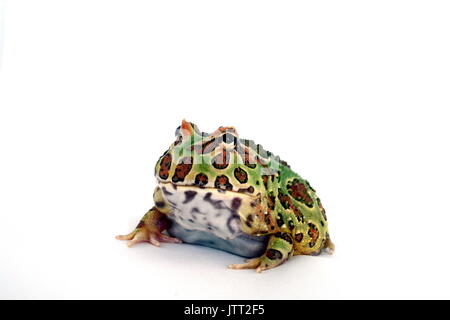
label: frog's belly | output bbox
[160,183,268,258]
[167,221,268,258]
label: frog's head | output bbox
[155,119,284,185]
[154,120,280,235]
[155,119,256,186]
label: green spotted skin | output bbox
[155,121,333,261]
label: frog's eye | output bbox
[222,133,237,145]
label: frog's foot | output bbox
[228,257,268,273]
[228,252,290,273]
[116,207,182,247]
[116,227,181,247]
[228,233,294,273]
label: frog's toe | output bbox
[255,265,266,273]
[228,257,262,270]
[158,233,182,244]
[116,228,181,248]
[115,231,136,241]
[228,257,274,273]
[116,229,140,242]
[116,228,156,247]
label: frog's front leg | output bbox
[116,187,181,247]
[228,232,293,273]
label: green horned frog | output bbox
[117,120,334,272]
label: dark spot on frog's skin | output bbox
[161,187,173,196]
[204,192,212,199]
[214,175,233,191]
[308,223,319,247]
[262,175,269,189]
[278,192,291,210]
[264,213,275,230]
[276,170,281,182]
[266,249,283,260]
[234,167,248,184]
[194,173,208,188]
[155,201,165,209]
[172,157,193,183]
[295,233,304,243]
[204,192,224,209]
[191,207,206,215]
[287,179,314,208]
[158,153,172,180]
[173,135,182,146]
[183,190,197,204]
[308,223,319,240]
[245,214,254,228]
[320,220,325,227]
[276,213,284,227]
[237,186,254,194]
[288,220,295,231]
[231,197,242,211]
[275,232,293,244]
[267,193,275,210]
[291,205,304,223]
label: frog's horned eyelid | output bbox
[179,119,202,136]
[181,119,194,135]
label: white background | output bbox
[0,0,449,299]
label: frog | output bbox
[116,120,334,272]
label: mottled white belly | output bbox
[159,183,244,240]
